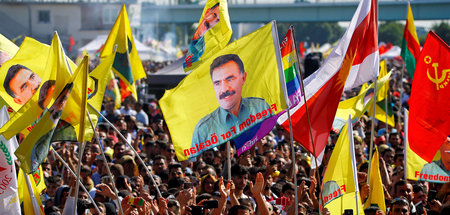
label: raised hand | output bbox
[250,172,265,195]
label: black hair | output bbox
[229,205,251,215]
[4,64,34,98]
[38,80,56,109]
[282,182,295,193]
[231,164,249,177]
[210,54,245,77]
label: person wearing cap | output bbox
[375,135,386,145]
[119,155,138,178]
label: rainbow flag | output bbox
[400,3,420,78]
[280,27,302,108]
[232,27,302,156]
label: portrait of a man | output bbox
[184,3,220,68]
[30,83,73,173]
[419,136,450,182]
[193,3,220,40]
[49,83,72,123]
[38,80,56,110]
[191,54,272,148]
[3,64,42,105]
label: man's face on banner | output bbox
[194,5,220,40]
[10,67,42,105]
[440,137,450,170]
[211,60,246,115]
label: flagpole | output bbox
[73,57,89,215]
[403,108,408,180]
[367,78,378,184]
[272,21,297,215]
[88,103,165,200]
[368,0,380,186]
[385,85,389,140]
[51,148,101,214]
[347,115,359,215]
[86,109,124,215]
[291,26,321,188]
[22,171,42,215]
[73,140,87,215]
[227,141,231,181]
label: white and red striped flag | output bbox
[278,0,378,157]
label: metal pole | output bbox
[23,171,41,214]
[73,140,86,215]
[348,115,359,215]
[385,89,389,140]
[227,141,231,181]
[51,148,101,214]
[88,104,164,199]
[272,22,297,215]
[367,78,378,184]
[403,108,408,180]
[291,26,321,188]
[86,109,124,215]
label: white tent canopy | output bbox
[78,35,176,61]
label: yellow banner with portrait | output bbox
[161,22,286,161]
[183,0,232,72]
[0,34,76,140]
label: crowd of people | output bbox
[31,57,449,215]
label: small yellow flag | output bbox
[100,4,146,100]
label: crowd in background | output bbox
[33,57,450,215]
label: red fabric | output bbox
[408,31,450,162]
[299,42,305,58]
[403,21,421,60]
[280,0,377,156]
[69,35,75,52]
[119,79,132,102]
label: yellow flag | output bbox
[0,34,76,139]
[18,168,44,215]
[0,33,20,116]
[321,122,364,214]
[364,148,386,212]
[333,72,391,133]
[15,57,82,173]
[31,166,46,194]
[359,83,368,95]
[377,60,388,102]
[100,4,146,100]
[76,49,88,65]
[52,54,116,143]
[161,22,286,161]
[367,60,395,127]
[0,33,19,64]
[86,53,116,139]
[183,0,233,72]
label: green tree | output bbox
[379,21,404,46]
[431,21,450,45]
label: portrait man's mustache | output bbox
[219,90,235,100]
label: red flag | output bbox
[278,0,378,156]
[69,35,75,52]
[408,31,450,162]
[119,79,132,102]
[299,41,305,58]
